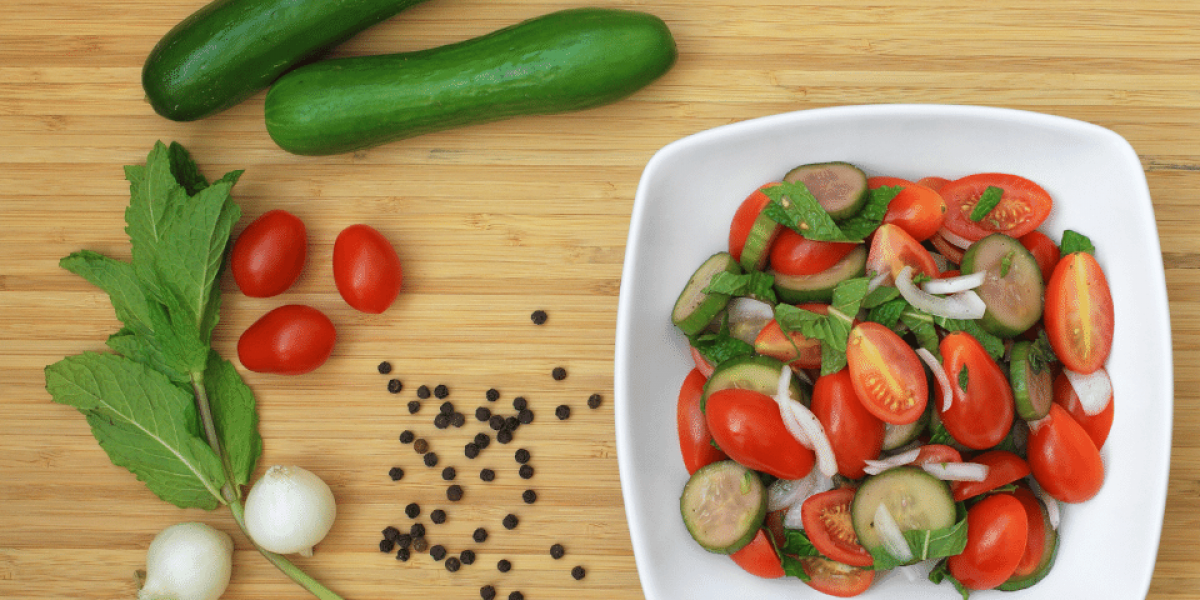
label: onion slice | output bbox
[938,227,975,250]
[923,461,989,482]
[895,266,987,320]
[867,270,890,293]
[726,296,775,345]
[773,366,812,447]
[862,447,921,475]
[921,271,986,295]
[874,503,914,562]
[782,472,834,529]
[773,367,839,478]
[916,347,954,412]
[1064,366,1113,416]
[767,476,815,512]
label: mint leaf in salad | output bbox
[704,270,777,304]
[1059,229,1095,255]
[868,505,969,571]
[761,181,901,243]
[968,185,1004,222]
[929,560,973,600]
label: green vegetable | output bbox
[142,0,430,121]
[774,277,869,376]
[968,185,1004,222]
[44,142,344,600]
[264,8,678,155]
[704,271,777,304]
[1059,229,1096,255]
[763,181,901,243]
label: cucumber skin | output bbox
[264,8,678,155]
[143,0,429,122]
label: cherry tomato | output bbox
[230,209,307,298]
[754,304,828,371]
[1018,230,1061,285]
[689,346,715,379]
[676,368,727,474]
[947,493,1028,590]
[929,229,966,266]
[1028,403,1105,503]
[938,331,1015,450]
[950,450,1031,502]
[912,444,963,466]
[1045,252,1114,374]
[1052,369,1114,449]
[846,322,928,425]
[238,304,336,375]
[866,223,940,285]
[729,529,785,578]
[332,224,403,314]
[917,176,951,191]
[869,176,947,242]
[769,228,858,276]
[939,173,1053,242]
[800,556,875,597]
[801,488,874,567]
[1009,485,1053,582]
[728,183,783,269]
[811,370,885,479]
[704,388,815,480]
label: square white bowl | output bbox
[615,104,1172,599]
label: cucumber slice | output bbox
[882,405,931,451]
[679,460,766,554]
[782,161,870,221]
[701,354,810,410]
[672,252,742,335]
[1009,340,1054,421]
[850,466,957,559]
[997,493,1060,591]
[772,244,867,304]
[960,233,1044,337]
[739,211,783,272]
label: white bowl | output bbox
[615,104,1172,599]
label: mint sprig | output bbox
[761,181,901,242]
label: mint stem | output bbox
[191,370,237,504]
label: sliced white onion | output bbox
[866,269,890,293]
[767,476,815,512]
[923,461,989,482]
[785,397,839,478]
[1064,367,1113,416]
[726,296,775,345]
[938,227,974,250]
[874,503,914,563]
[862,447,921,475]
[896,266,987,320]
[916,347,954,412]
[921,271,986,295]
[781,472,834,529]
[773,366,812,447]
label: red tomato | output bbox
[1052,369,1114,449]
[929,229,966,266]
[754,319,823,370]
[1018,230,1061,285]
[938,331,1015,450]
[866,223,940,285]
[947,493,1028,590]
[1044,252,1114,374]
[950,450,1031,502]
[1028,403,1105,503]
[939,173,1053,242]
[912,444,963,466]
[332,224,403,314]
[728,183,782,267]
[689,346,715,378]
[800,556,874,597]
[801,488,874,567]
[917,176,951,191]
[704,388,815,480]
[846,322,928,425]
[811,370,885,479]
[230,209,307,298]
[869,176,947,242]
[769,228,857,276]
[238,304,336,375]
[729,529,784,578]
[676,369,727,474]
[1009,486,1053,581]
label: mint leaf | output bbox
[762,182,900,243]
[899,308,940,358]
[688,331,755,373]
[862,284,901,309]
[704,271,777,304]
[780,554,812,581]
[958,364,970,392]
[204,352,261,487]
[782,528,822,558]
[1060,229,1095,256]
[934,316,1004,361]
[868,508,969,571]
[44,352,227,509]
[969,186,1004,222]
[837,185,902,241]
[929,560,972,600]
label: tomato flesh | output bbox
[676,369,727,474]
[846,322,928,425]
[801,488,874,567]
[704,388,815,480]
[769,228,857,276]
[938,331,1015,450]
[867,223,940,285]
[728,183,779,263]
[951,450,1031,502]
[1018,230,1061,286]
[729,529,784,578]
[1028,403,1105,503]
[800,556,874,597]
[812,370,885,479]
[947,493,1028,590]
[1052,369,1114,449]
[237,304,336,375]
[870,176,947,242]
[333,224,404,314]
[1009,486,1052,581]
[940,173,1052,242]
[231,209,308,298]
[1045,252,1114,374]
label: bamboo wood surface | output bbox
[3,0,1200,598]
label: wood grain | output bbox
[3,0,1200,599]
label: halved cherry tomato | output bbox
[947,493,1028,590]
[704,388,815,480]
[938,331,1015,450]
[676,369,726,474]
[729,183,782,266]
[1018,230,1061,285]
[230,209,308,298]
[912,444,963,466]
[929,229,965,266]
[1009,486,1053,582]
[769,228,858,276]
[238,304,336,375]
[1052,369,1114,449]
[800,556,875,597]
[917,176,951,191]
[755,319,823,370]
[811,370,885,479]
[800,488,874,567]
[950,450,1031,502]
[1045,252,1114,374]
[333,224,403,314]
[866,223,940,285]
[869,176,947,242]
[1028,403,1105,503]
[729,529,784,578]
[939,173,1053,242]
[846,322,928,425]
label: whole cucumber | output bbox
[263,8,677,155]
[143,0,430,121]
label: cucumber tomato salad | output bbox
[671,162,1115,597]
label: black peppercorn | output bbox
[514,449,531,464]
[447,484,464,501]
[434,384,450,399]
[399,430,415,444]
[396,547,410,561]
[480,468,495,482]
[473,527,488,543]
[434,413,451,429]
[508,591,524,600]
[460,549,476,565]
[378,361,393,374]
[489,415,505,431]
[379,538,395,552]
[555,404,571,420]
[445,556,461,572]
[408,400,421,414]
[452,412,466,427]
[411,523,426,538]
[388,467,404,481]
[486,388,500,402]
[497,559,512,572]
[550,543,565,559]
[505,415,520,431]
[442,466,456,480]
[431,509,446,524]
[396,533,412,549]
[430,545,447,561]
[413,537,428,552]
[588,393,602,409]
[502,514,518,530]
[497,429,513,444]
[417,385,431,399]
[519,464,534,479]
[440,401,454,415]
[414,438,430,454]
[475,406,492,421]
[552,366,567,380]
[405,502,420,518]
[518,408,533,424]
[512,396,528,411]
[522,489,537,504]
[475,432,491,449]
[387,378,403,393]
[464,442,480,459]
[382,526,400,541]
[481,585,497,600]
[571,565,586,580]
[424,452,439,467]
[531,309,547,325]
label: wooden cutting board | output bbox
[4,1,1200,599]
